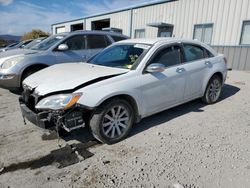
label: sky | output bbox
[0,0,157,36]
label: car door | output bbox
[85,34,112,59]
[140,44,187,117]
[181,43,210,100]
[55,35,88,64]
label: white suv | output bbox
[20,38,227,144]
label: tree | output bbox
[22,29,50,41]
[0,38,7,46]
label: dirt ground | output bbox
[0,71,249,188]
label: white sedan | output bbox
[20,38,227,144]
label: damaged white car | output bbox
[19,38,227,144]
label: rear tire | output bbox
[202,75,222,104]
[89,98,134,144]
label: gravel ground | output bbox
[0,70,249,188]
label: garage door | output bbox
[56,26,66,34]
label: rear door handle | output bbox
[176,68,185,73]
[205,61,212,66]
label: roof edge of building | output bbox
[51,0,176,26]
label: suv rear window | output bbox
[111,35,127,42]
[86,35,111,49]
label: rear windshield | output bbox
[23,38,46,49]
[111,35,128,42]
[8,42,18,47]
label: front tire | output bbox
[89,98,134,144]
[202,75,222,104]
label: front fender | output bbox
[77,89,142,115]
[75,71,143,116]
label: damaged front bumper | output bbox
[19,98,89,132]
[19,101,54,129]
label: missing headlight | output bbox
[62,111,85,132]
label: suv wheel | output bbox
[202,75,222,104]
[89,98,134,144]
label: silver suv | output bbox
[0,31,128,90]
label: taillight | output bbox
[223,57,227,65]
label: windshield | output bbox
[31,35,65,51]
[23,37,46,49]
[7,42,18,47]
[88,44,151,69]
[18,40,33,48]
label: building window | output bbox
[56,26,65,34]
[240,21,250,45]
[193,24,213,44]
[134,29,145,38]
[70,23,83,32]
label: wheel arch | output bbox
[202,71,224,95]
[97,94,141,123]
[20,63,48,86]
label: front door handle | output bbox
[205,61,212,67]
[176,68,185,73]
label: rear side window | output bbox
[111,35,127,42]
[183,44,205,62]
[86,35,111,49]
[64,35,85,50]
[150,45,182,67]
[205,49,214,58]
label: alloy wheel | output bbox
[102,105,130,139]
[208,79,221,102]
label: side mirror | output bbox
[146,63,165,73]
[57,44,69,51]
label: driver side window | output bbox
[150,45,182,67]
[64,35,86,50]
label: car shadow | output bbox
[129,84,240,137]
[62,127,96,143]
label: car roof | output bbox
[117,37,205,45]
[117,37,217,56]
[67,30,129,38]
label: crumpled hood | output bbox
[0,49,39,59]
[23,63,129,96]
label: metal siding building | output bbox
[85,10,131,36]
[52,19,85,34]
[51,0,250,70]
